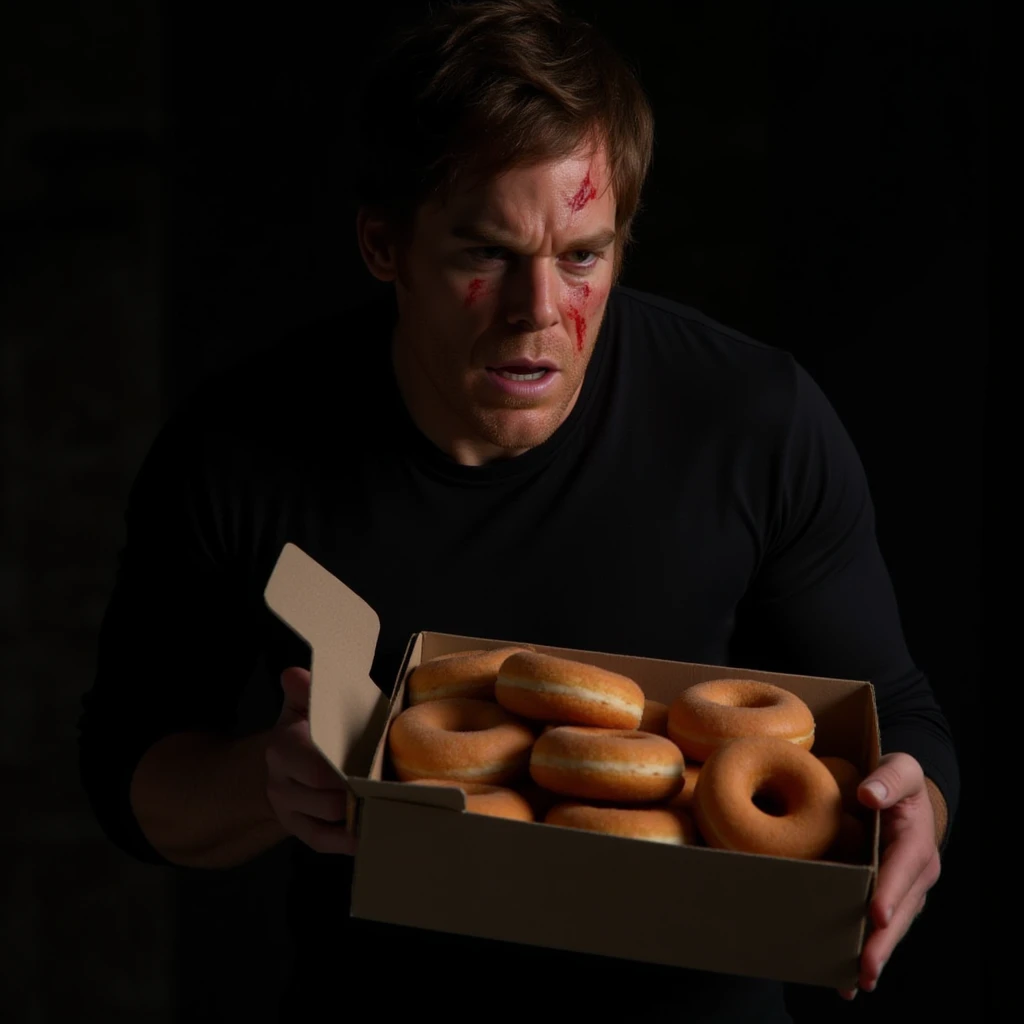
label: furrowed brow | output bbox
[451,225,616,251]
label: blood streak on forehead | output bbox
[568,170,598,214]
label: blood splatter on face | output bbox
[566,281,593,353]
[464,278,486,308]
[568,171,598,214]
[567,305,587,352]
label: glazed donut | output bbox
[530,726,684,802]
[668,679,815,762]
[407,779,534,821]
[665,763,702,812]
[546,802,698,845]
[639,699,670,737]
[388,698,534,785]
[407,646,533,704]
[496,652,644,729]
[693,736,842,859]
[818,756,865,817]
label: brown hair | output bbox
[347,0,655,281]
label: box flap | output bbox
[347,778,467,812]
[263,542,386,777]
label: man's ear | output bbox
[355,208,403,283]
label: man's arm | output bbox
[128,730,288,869]
[730,358,961,844]
[729,357,960,996]
[79,409,273,867]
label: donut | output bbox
[639,699,670,737]
[546,802,698,845]
[668,679,815,762]
[692,736,842,860]
[818,756,865,817]
[496,652,644,729]
[388,698,535,785]
[665,763,702,812]
[530,726,684,802]
[407,646,533,704]
[407,780,534,821]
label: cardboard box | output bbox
[265,541,881,989]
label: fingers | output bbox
[871,821,939,929]
[287,811,358,856]
[842,848,939,999]
[857,870,934,992]
[279,667,312,723]
[857,751,925,811]
[836,752,941,1002]
[266,722,348,790]
[266,681,355,856]
[270,777,349,824]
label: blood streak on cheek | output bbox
[567,306,587,352]
[566,282,593,353]
[568,172,598,213]
[464,278,486,308]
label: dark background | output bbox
[1,0,988,1020]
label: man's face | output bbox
[372,143,617,465]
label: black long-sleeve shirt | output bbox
[79,285,959,1022]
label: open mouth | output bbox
[485,362,559,397]
[492,366,550,382]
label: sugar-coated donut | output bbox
[693,736,842,859]
[496,652,644,729]
[407,646,533,704]
[530,726,684,802]
[546,802,698,845]
[665,763,702,812]
[818,756,865,817]
[407,779,534,821]
[639,699,669,736]
[388,697,534,785]
[668,679,816,762]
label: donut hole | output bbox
[751,784,790,817]
[741,695,780,709]
[705,692,778,709]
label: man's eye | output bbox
[467,247,599,267]
[470,247,507,261]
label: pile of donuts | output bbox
[386,646,872,862]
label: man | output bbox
[78,1,958,1021]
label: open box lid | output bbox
[263,543,478,813]
[263,542,390,779]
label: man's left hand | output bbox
[837,752,943,1000]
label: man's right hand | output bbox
[265,667,357,855]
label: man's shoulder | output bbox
[165,297,393,441]
[610,286,775,348]
[608,285,802,410]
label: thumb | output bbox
[279,666,312,723]
[858,752,924,809]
